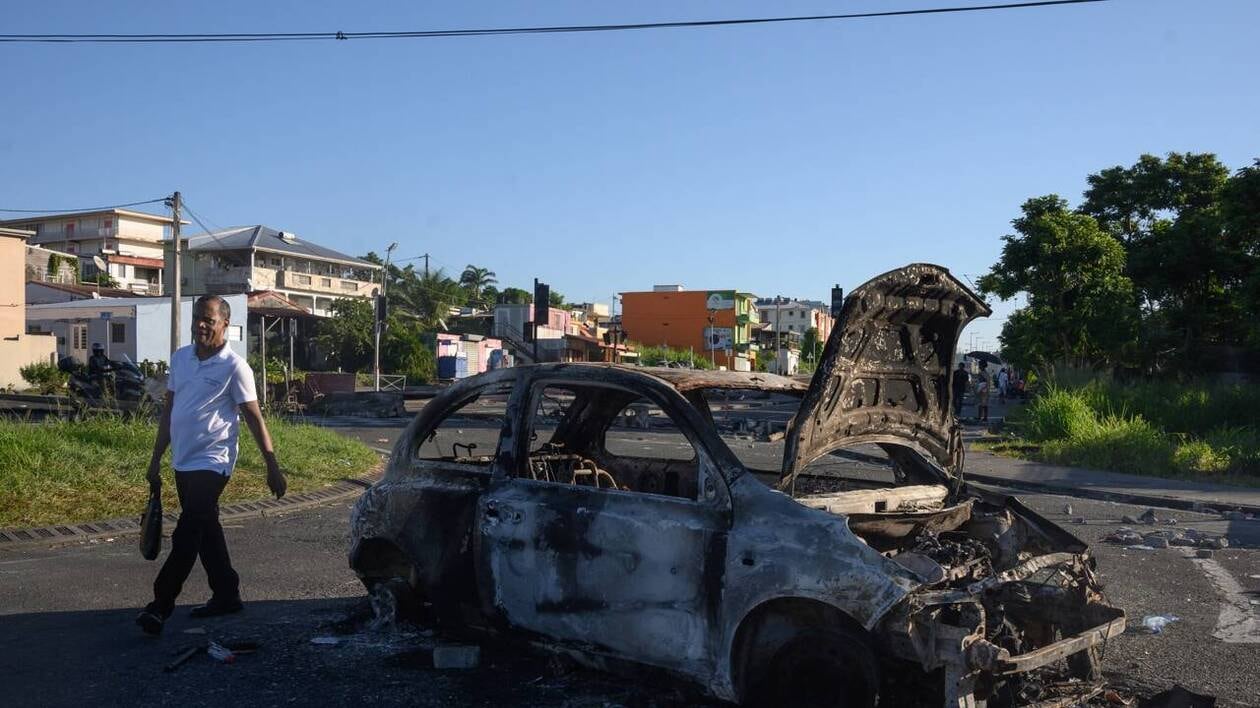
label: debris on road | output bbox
[1138,508,1160,525]
[1140,615,1180,634]
[163,646,203,673]
[182,627,206,635]
[1107,528,1144,545]
[1222,510,1246,521]
[1063,503,1073,516]
[206,641,235,664]
[310,636,341,646]
[1122,514,1141,525]
[1195,549,1214,559]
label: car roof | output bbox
[517,362,809,394]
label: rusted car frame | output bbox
[350,264,1124,706]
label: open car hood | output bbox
[781,263,990,486]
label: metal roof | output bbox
[184,225,380,268]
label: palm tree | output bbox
[459,265,498,303]
[392,267,466,330]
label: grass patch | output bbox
[0,415,380,528]
[995,381,1260,484]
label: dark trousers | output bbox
[151,470,239,616]
[952,393,964,417]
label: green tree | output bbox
[977,196,1138,373]
[1080,152,1240,366]
[800,327,822,364]
[498,287,532,304]
[315,298,375,372]
[88,271,120,288]
[548,290,565,307]
[459,265,498,304]
[390,267,465,330]
[1220,159,1260,347]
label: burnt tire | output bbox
[747,627,880,708]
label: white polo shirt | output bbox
[167,344,257,476]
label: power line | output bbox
[0,1,1111,44]
[0,198,167,214]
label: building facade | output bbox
[1,208,180,295]
[179,226,381,317]
[754,298,835,341]
[26,293,248,366]
[0,228,60,388]
[620,287,760,371]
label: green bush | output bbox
[1005,380,1260,481]
[19,361,67,394]
[635,343,715,370]
[1019,387,1100,442]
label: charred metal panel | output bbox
[783,264,990,483]
[475,479,728,676]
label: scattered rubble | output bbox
[1137,508,1160,525]
[310,636,341,646]
[1195,549,1215,559]
[1140,684,1217,707]
[1222,510,1247,521]
[1104,526,1230,552]
[1063,503,1073,516]
[1121,514,1140,525]
[1140,615,1179,634]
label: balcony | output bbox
[276,269,374,297]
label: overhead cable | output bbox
[0,198,168,213]
[0,1,1110,44]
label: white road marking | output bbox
[1188,551,1260,643]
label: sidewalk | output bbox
[964,445,1260,515]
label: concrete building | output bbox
[0,228,58,389]
[1,208,181,295]
[755,298,835,342]
[179,225,381,317]
[25,244,79,285]
[620,287,760,371]
[26,293,248,366]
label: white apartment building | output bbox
[755,298,835,341]
[1,208,181,295]
[180,225,381,317]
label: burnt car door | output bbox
[474,372,733,675]
[782,263,990,488]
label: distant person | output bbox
[976,362,992,422]
[87,343,112,394]
[997,367,1010,404]
[135,295,286,636]
[951,362,969,418]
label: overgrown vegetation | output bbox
[0,415,380,527]
[19,361,67,394]
[634,343,716,370]
[1001,381,1260,481]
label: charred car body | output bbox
[350,264,1124,706]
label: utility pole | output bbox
[421,252,430,279]
[167,191,182,355]
[707,309,716,368]
[774,296,782,374]
[374,242,397,391]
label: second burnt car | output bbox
[349,263,1124,707]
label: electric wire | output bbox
[0,1,1111,44]
[0,198,168,214]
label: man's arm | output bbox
[239,400,286,499]
[147,391,174,489]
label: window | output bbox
[414,381,514,469]
[111,322,125,344]
[320,277,332,287]
[102,218,112,230]
[270,257,282,267]
[71,324,88,351]
[340,280,357,290]
[293,274,311,285]
[65,223,75,238]
[523,383,706,500]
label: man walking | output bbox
[951,361,969,418]
[136,295,286,635]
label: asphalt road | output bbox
[5,426,1260,706]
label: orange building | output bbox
[619,287,760,371]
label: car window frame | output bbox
[502,370,732,508]
[402,372,521,478]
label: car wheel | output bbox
[749,627,880,708]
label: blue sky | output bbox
[3,0,1257,348]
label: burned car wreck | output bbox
[349,263,1125,706]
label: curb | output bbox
[963,471,1260,516]
[0,448,391,553]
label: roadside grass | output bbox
[992,381,1260,485]
[0,415,380,528]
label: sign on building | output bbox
[704,326,733,351]
[705,290,735,310]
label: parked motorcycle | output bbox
[58,354,147,402]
